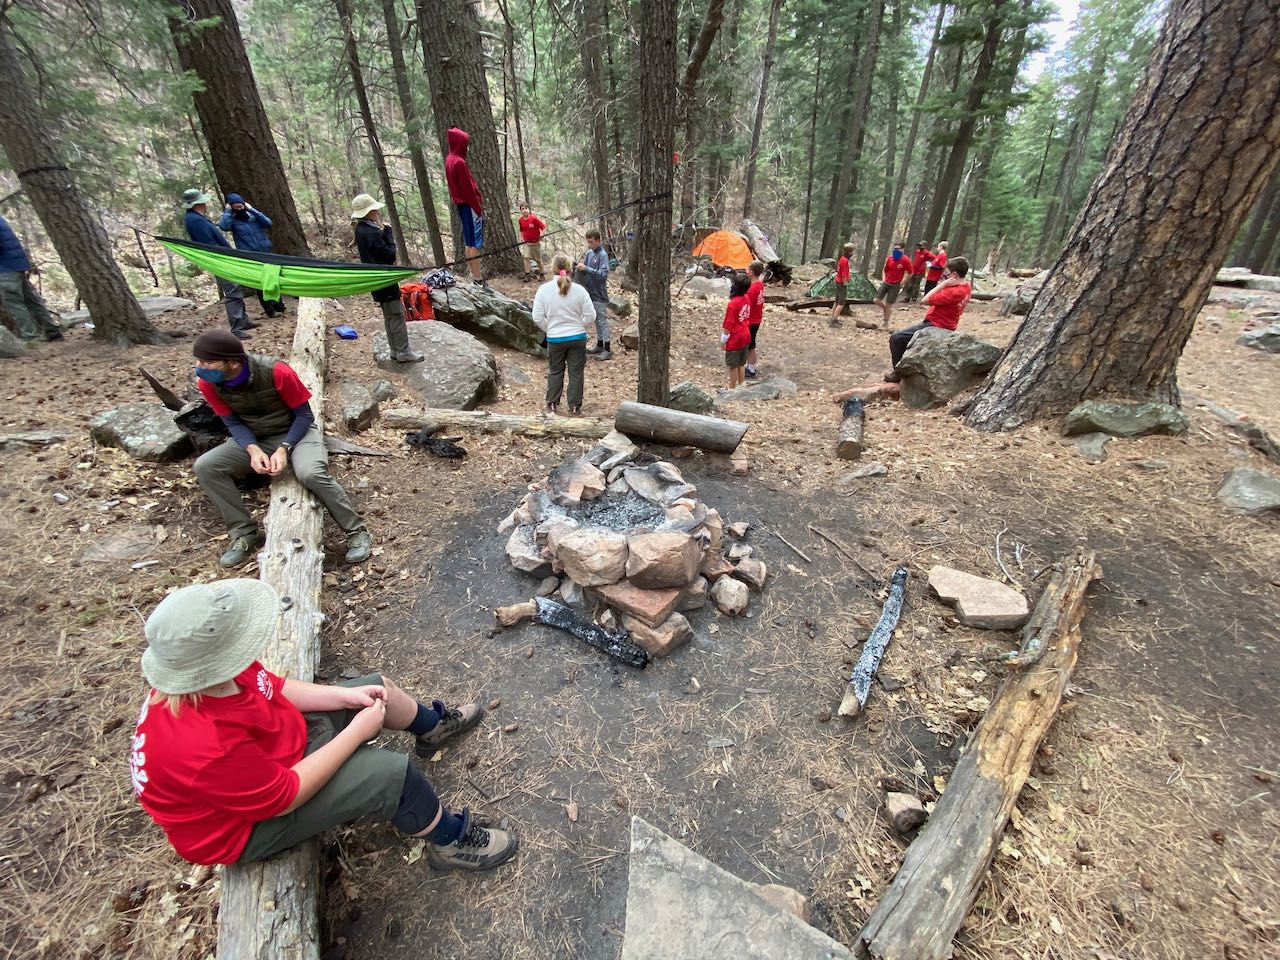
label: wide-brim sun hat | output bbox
[350,193,385,219]
[142,579,279,694]
[182,188,213,210]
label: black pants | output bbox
[889,322,931,368]
[254,290,285,316]
[546,339,587,408]
[922,278,939,296]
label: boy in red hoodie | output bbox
[722,273,752,389]
[874,240,914,327]
[885,255,971,381]
[745,260,766,377]
[518,204,547,280]
[444,128,489,290]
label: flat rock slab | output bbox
[90,403,192,462]
[429,284,545,356]
[374,324,498,411]
[1063,400,1188,438]
[928,565,1029,630]
[716,375,798,404]
[1238,323,1280,353]
[1217,468,1280,515]
[622,817,854,960]
[61,295,195,326]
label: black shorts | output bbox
[748,324,760,349]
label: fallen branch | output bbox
[385,407,613,439]
[839,565,908,717]
[836,397,866,461]
[325,435,393,457]
[853,549,1101,960]
[769,529,812,563]
[495,597,651,668]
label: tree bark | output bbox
[601,0,628,216]
[1232,170,1278,266]
[615,401,748,453]
[965,0,1280,431]
[800,37,823,263]
[496,0,533,209]
[382,0,446,265]
[582,0,615,222]
[0,16,163,347]
[168,0,310,257]
[676,0,729,233]
[742,0,784,220]
[636,0,677,405]
[875,0,904,258]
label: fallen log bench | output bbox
[216,298,329,960]
[614,401,748,454]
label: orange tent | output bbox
[692,230,754,270]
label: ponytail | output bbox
[551,254,573,296]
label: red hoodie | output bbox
[445,128,483,214]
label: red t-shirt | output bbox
[131,662,307,865]
[912,249,932,274]
[926,249,948,281]
[747,279,765,327]
[883,255,913,285]
[198,361,313,417]
[834,256,851,284]
[723,295,751,351]
[519,214,546,243]
[924,281,972,331]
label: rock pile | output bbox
[498,431,768,657]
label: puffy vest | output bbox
[210,355,294,437]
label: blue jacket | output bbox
[184,210,230,248]
[0,217,31,272]
[218,208,274,252]
[580,245,609,302]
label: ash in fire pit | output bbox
[496,430,768,660]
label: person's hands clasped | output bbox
[267,447,289,476]
[339,684,387,710]
[348,698,387,741]
[248,445,273,474]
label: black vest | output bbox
[211,355,294,437]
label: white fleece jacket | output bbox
[533,279,595,341]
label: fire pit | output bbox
[497,431,767,659]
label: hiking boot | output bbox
[344,529,373,564]
[393,349,425,363]
[586,342,603,355]
[219,533,260,568]
[745,366,758,378]
[829,317,843,328]
[427,810,518,872]
[593,343,612,361]
[884,370,902,383]
[233,330,251,340]
[416,701,486,755]
[567,406,582,417]
[544,402,558,415]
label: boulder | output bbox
[710,576,749,615]
[623,611,693,657]
[61,295,194,327]
[619,324,640,351]
[884,792,929,835]
[998,271,1047,316]
[505,524,551,577]
[677,576,708,612]
[626,531,702,588]
[557,528,628,586]
[1238,323,1280,353]
[594,580,683,627]
[683,275,731,299]
[667,380,715,416]
[1216,468,1280,515]
[429,284,545,356]
[896,328,1002,409]
[374,323,498,410]
[337,382,379,432]
[716,375,798,405]
[89,403,193,462]
[546,458,607,506]
[0,326,27,359]
[609,294,632,317]
[928,565,1029,629]
[732,557,768,592]
[1062,400,1189,438]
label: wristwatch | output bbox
[278,442,294,456]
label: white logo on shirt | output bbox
[130,697,150,796]
[256,669,274,700]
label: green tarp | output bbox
[808,270,877,302]
[158,237,421,301]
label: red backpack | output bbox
[400,282,436,322]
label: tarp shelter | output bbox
[692,230,755,271]
[808,270,877,303]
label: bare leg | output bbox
[378,676,424,730]
[467,247,484,281]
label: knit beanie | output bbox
[226,192,245,205]
[193,329,249,361]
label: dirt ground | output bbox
[0,273,1277,960]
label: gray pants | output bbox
[380,299,412,355]
[218,277,249,333]
[592,299,610,344]
[193,424,364,541]
[546,339,587,408]
[0,271,59,340]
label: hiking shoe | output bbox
[829,318,843,328]
[567,406,582,417]
[233,330,251,340]
[594,346,612,361]
[219,533,260,568]
[416,701,486,754]
[745,366,758,378]
[344,529,373,564]
[586,342,603,355]
[427,810,518,872]
[884,370,902,383]
[244,321,262,330]
[393,349,425,363]
[544,403,558,415]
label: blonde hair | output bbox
[551,253,574,295]
[842,243,855,256]
[149,689,203,717]
[937,241,948,251]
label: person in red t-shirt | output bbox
[905,242,932,302]
[518,203,547,280]
[924,241,948,295]
[874,240,914,327]
[831,242,854,326]
[722,273,752,388]
[132,579,518,871]
[885,255,972,381]
[745,260,767,377]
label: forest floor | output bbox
[0,273,1277,960]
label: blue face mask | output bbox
[892,249,904,259]
[195,367,226,384]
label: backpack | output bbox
[400,282,435,322]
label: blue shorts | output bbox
[457,204,484,249]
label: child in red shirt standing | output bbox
[830,242,854,327]
[745,260,766,378]
[874,240,914,327]
[518,203,547,281]
[906,242,932,302]
[722,273,752,388]
[885,255,971,380]
[924,241,948,295]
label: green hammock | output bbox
[158,237,421,301]
[808,270,877,302]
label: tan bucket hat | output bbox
[350,193,385,219]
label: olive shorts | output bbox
[724,347,748,368]
[876,280,901,304]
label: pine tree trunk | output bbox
[1232,171,1278,265]
[965,0,1280,432]
[416,0,523,271]
[582,0,615,223]
[500,0,533,209]
[876,0,904,257]
[602,0,628,215]
[382,0,447,265]
[0,16,163,347]
[168,0,310,257]
[742,0,784,220]
[885,1,945,247]
[800,38,823,263]
[636,0,677,405]
[676,0,729,234]
[1249,187,1280,274]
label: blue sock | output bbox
[427,808,465,846]
[408,700,442,736]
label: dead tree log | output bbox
[853,549,1101,960]
[836,397,865,460]
[384,408,614,439]
[615,401,748,454]
[740,219,793,284]
[839,565,907,717]
[217,298,329,960]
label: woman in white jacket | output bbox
[533,253,596,415]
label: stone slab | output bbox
[1217,468,1280,515]
[90,403,193,462]
[928,565,1029,630]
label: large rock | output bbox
[1238,323,1280,353]
[710,576,749,615]
[429,284,545,356]
[1062,400,1189,438]
[336,382,379,432]
[594,580,682,627]
[61,295,194,326]
[505,524,552,577]
[928,565,1029,629]
[896,328,1001,409]
[622,817,854,960]
[999,271,1048,316]
[626,531,702,588]
[609,294,632,317]
[374,323,498,410]
[546,458,607,506]
[716,375,798,404]
[0,326,27,359]
[1216,468,1280,515]
[623,611,693,657]
[667,380,715,416]
[618,324,640,351]
[557,528,628,586]
[90,403,192,462]
[682,275,731,300]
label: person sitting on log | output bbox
[534,253,595,416]
[885,255,971,383]
[190,329,374,567]
[130,578,518,871]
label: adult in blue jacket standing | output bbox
[219,193,284,318]
[182,188,252,340]
[0,216,62,342]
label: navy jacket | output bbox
[184,210,231,248]
[218,208,274,252]
[0,217,31,273]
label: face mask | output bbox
[196,367,226,384]
[892,249,903,259]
